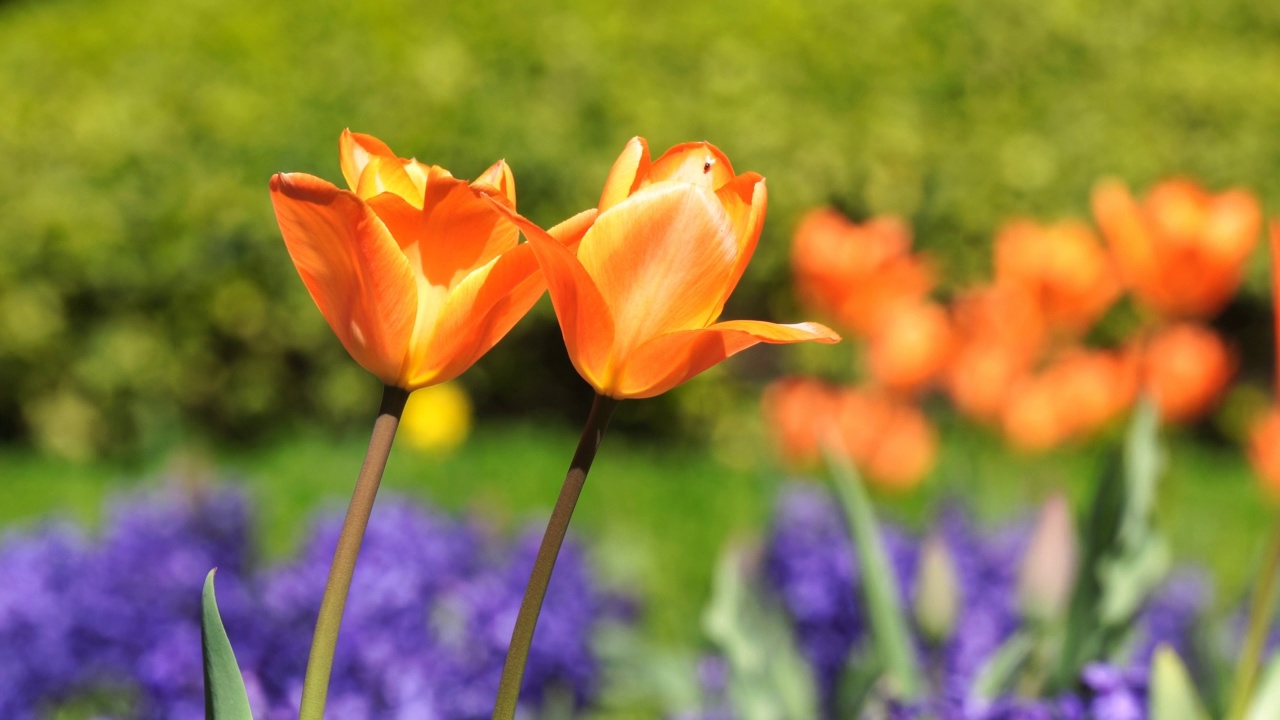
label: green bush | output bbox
[1,0,1277,456]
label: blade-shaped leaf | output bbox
[1052,397,1169,690]
[202,569,254,720]
[1247,653,1280,720]
[1150,645,1210,720]
[971,631,1035,701]
[703,542,819,720]
[824,445,924,700]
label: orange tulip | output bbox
[762,376,839,467]
[792,208,933,336]
[943,285,1045,422]
[867,300,953,392]
[833,386,936,489]
[1093,178,1260,319]
[1000,347,1138,451]
[1141,322,1233,423]
[490,138,839,399]
[1249,407,1280,497]
[1248,222,1280,497]
[270,131,591,390]
[993,219,1119,335]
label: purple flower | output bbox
[757,485,1209,720]
[0,486,625,719]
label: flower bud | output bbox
[913,531,960,642]
[1018,493,1078,622]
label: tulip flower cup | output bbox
[262,130,558,720]
[483,137,839,720]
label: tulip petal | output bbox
[577,183,739,358]
[355,156,425,207]
[485,203,617,391]
[1092,180,1157,291]
[339,130,398,191]
[647,141,736,190]
[473,159,517,206]
[270,172,417,385]
[403,243,544,388]
[367,169,519,291]
[614,320,840,399]
[714,172,767,310]
[599,137,650,212]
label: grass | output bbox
[2,406,1273,653]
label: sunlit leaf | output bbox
[703,542,819,720]
[824,443,923,700]
[1150,645,1210,720]
[202,569,254,720]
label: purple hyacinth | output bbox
[0,485,623,719]
[758,485,1207,720]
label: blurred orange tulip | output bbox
[1001,374,1071,452]
[943,285,1045,422]
[491,138,839,399]
[1000,347,1138,451]
[945,341,1027,423]
[868,301,953,392]
[762,376,838,466]
[1249,407,1280,497]
[993,219,1119,335]
[270,131,590,390]
[833,386,936,489]
[1248,222,1280,496]
[1093,178,1260,319]
[792,208,933,336]
[1141,322,1233,423]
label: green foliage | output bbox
[201,570,254,720]
[825,446,924,700]
[702,542,819,720]
[1246,654,1280,720]
[1053,398,1170,690]
[1150,646,1211,720]
[1,0,1279,454]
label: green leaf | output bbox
[703,542,819,720]
[824,446,924,700]
[202,569,254,720]
[971,631,1035,701]
[1247,653,1280,720]
[1150,645,1210,720]
[1052,397,1169,690]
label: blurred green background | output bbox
[3,0,1280,696]
[2,0,1279,456]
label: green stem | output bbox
[297,385,409,720]
[491,393,618,720]
[1227,520,1280,720]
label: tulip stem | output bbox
[1227,518,1280,720]
[491,393,618,720]
[297,385,409,720]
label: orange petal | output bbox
[353,155,424,206]
[599,137,650,212]
[402,243,544,388]
[473,159,517,206]
[714,172,767,309]
[270,172,417,386]
[339,130,398,191]
[1092,180,1156,292]
[369,170,519,290]
[1202,189,1261,265]
[547,207,599,252]
[578,183,739,358]
[647,141,736,190]
[1272,221,1280,395]
[614,320,840,399]
[485,202,617,391]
